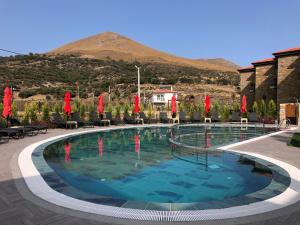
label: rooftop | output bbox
[152,89,177,93]
[252,58,276,65]
[237,66,254,72]
[273,46,300,56]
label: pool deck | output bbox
[0,126,300,225]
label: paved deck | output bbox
[0,127,300,225]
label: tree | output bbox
[267,99,277,118]
[252,101,259,114]
[259,100,267,118]
[42,103,50,121]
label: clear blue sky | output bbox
[1,0,299,66]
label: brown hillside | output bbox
[50,32,238,72]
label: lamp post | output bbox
[135,65,140,104]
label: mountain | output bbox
[50,32,238,72]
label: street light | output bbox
[135,65,140,104]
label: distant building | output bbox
[152,87,177,106]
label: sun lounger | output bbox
[179,112,189,123]
[71,112,94,128]
[159,112,172,123]
[89,111,110,126]
[51,113,67,128]
[192,112,201,123]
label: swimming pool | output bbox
[30,125,291,214]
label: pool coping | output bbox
[18,124,300,221]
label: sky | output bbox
[0,0,299,66]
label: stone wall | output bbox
[254,64,277,104]
[277,54,300,104]
[240,70,255,110]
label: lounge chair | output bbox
[179,112,189,123]
[105,112,122,125]
[0,131,9,143]
[89,111,110,126]
[9,117,47,134]
[0,128,24,139]
[159,112,172,123]
[51,113,67,128]
[71,112,94,128]
[124,112,142,124]
[139,112,157,124]
[231,112,241,122]
[192,112,201,123]
[248,112,258,123]
[211,109,220,122]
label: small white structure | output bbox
[152,88,178,106]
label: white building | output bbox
[152,88,178,106]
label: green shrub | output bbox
[212,101,220,113]
[114,104,121,118]
[252,101,259,114]
[195,103,204,120]
[231,102,240,112]
[267,99,277,118]
[107,104,113,113]
[259,100,267,118]
[42,103,50,121]
[12,102,18,118]
[80,104,85,118]
[123,103,130,114]
[220,104,230,122]
[30,102,38,122]
[147,103,154,118]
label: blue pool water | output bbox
[34,125,290,210]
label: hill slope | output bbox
[50,32,238,72]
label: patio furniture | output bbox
[248,112,258,123]
[192,112,201,123]
[159,112,172,124]
[231,112,241,122]
[0,131,10,143]
[89,111,110,126]
[105,112,122,125]
[241,118,248,124]
[9,117,47,134]
[0,128,24,139]
[179,112,189,123]
[139,112,157,124]
[71,112,94,128]
[66,121,78,129]
[204,117,212,123]
[124,113,143,124]
[211,109,220,122]
[51,113,67,128]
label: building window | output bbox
[157,94,165,101]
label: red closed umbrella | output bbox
[98,95,104,115]
[98,137,103,158]
[171,95,176,113]
[205,95,210,115]
[2,87,12,118]
[64,143,72,164]
[134,95,140,113]
[241,95,247,113]
[64,91,71,117]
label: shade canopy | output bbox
[241,95,247,113]
[171,95,177,113]
[64,91,72,117]
[205,95,210,114]
[134,95,140,113]
[2,87,12,118]
[98,95,104,114]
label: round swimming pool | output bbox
[31,125,291,212]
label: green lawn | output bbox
[289,133,300,147]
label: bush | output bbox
[0,103,3,116]
[220,104,230,122]
[80,104,85,118]
[12,102,18,118]
[252,101,259,114]
[114,104,121,118]
[267,99,277,118]
[42,103,50,121]
[123,103,130,114]
[259,100,267,118]
[147,103,154,118]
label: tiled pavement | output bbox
[0,127,300,225]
